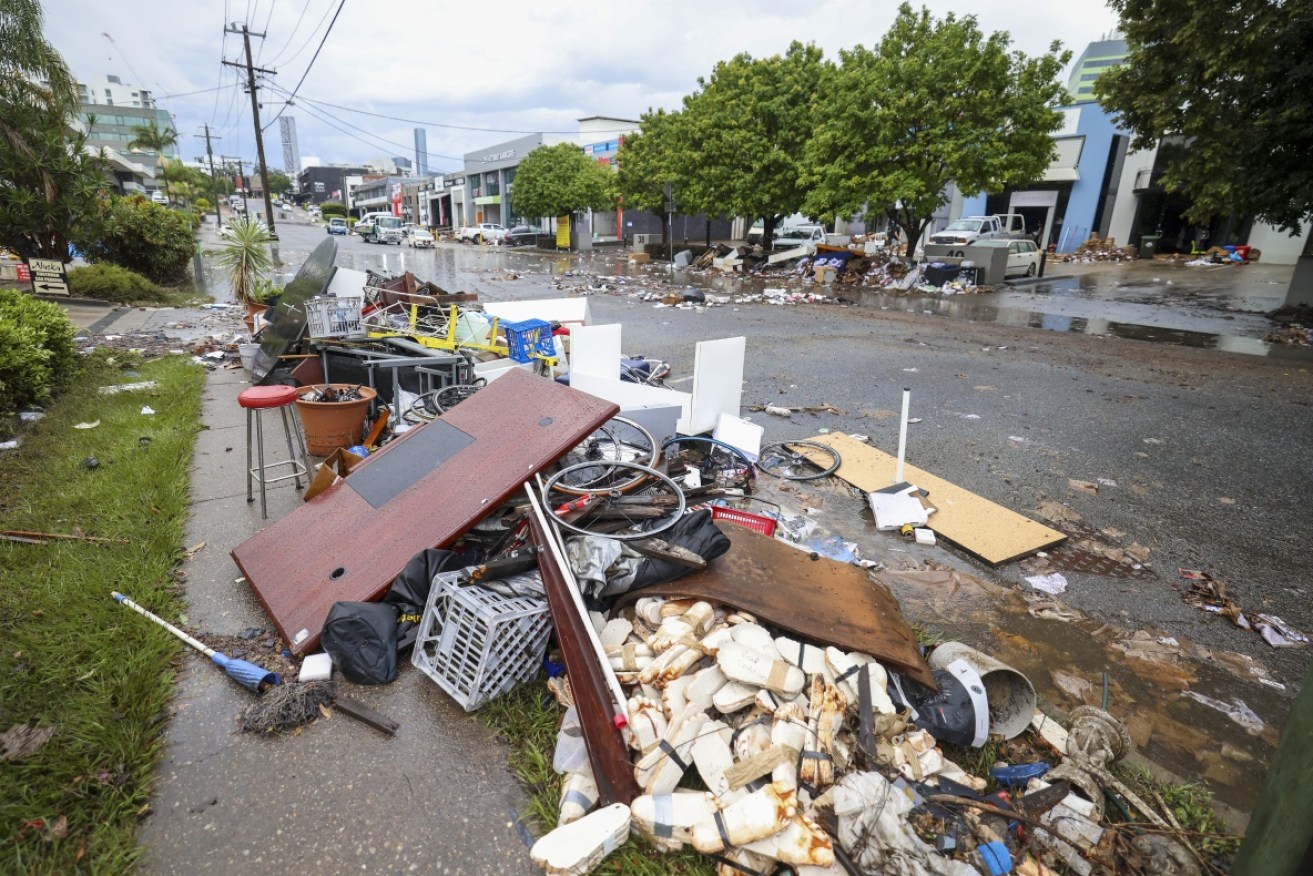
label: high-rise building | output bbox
[1067,35,1128,102]
[414,128,428,177]
[72,73,176,195]
[280,117,301,176]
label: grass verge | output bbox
[479,680,715,875]
[0,352,204,873]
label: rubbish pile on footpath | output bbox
[1052,236,1138,264]
[157,237,1254,876]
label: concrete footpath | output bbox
[137,365,534,874]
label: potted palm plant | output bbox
[214,216,274,333]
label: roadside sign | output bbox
[27,258,69,296]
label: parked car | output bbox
[772,225,828,250]
[409,228,435,248]
[457,222,506,244]
[972,238,1042,277]
[150,190,168,205]
[928,214,1026,246]
[327,217,348,235]
[501,225,542,247]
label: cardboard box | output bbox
[628,252,651,263]
[815,266,837,284]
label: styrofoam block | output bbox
[530,802,630,875]
[718,642,805,696]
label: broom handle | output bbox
[112,592,217,658]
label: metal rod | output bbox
[895,387,911,484]
[525,481,629,728]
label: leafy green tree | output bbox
[614,109,682,243]
[126,120,178,155]
[1096,0,1313,258]
[0,0,109,260]
[264,168,293,197]
[803,3,1069,256]
[510,142,613,226]
[672,41,824,248]
[73,195,195,284]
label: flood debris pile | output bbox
[1054,236,1138,264]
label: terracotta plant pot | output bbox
[293,384,377,456]
[242,302,269,335]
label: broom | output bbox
[111,591,282,693]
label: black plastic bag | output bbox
[320,601,400,685]
[630,509,732,591]
[384,548,462,650]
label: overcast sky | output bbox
[45,0,1121,174]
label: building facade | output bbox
[72,74,176,196]
[1066,37,1128,102]
[296,164,372,205]
[279,117,301,176]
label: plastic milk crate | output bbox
[411,570,552,711]
[502,318,556,363]
[304,294,364,339]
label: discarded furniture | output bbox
[238,385,309,519]
[231,369,618,654]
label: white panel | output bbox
[326,268,370,297]
[569,324,622,381]
[483,297,591,328]
[1246,223,1311,266]
[713,413,763,460]
[568,374,693,432]
[689,336,746,435]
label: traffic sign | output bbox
[26,258,68,296]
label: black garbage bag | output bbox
[630,509,732,591]
[384,548,462,651]
[321,601,401,685]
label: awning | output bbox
[1042,166,1080,183]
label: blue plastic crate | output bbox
[503,318,556,363]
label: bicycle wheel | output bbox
[432,382,485,413]
[553,416,659,494]
[660,436,756,489]
[541,462,685,541]
[756,441,841,481]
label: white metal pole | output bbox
[895,387,911,484]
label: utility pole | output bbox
[221,156,249,215]
[223,22,279,263]
[195,125,221,229]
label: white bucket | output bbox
[927,641,1036,740]
[238,343,260,371]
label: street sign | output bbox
[27,258,69,296]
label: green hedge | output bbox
[74,195,196,284]
[67,263,167,304]
[0,288,78,429]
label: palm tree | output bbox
[213,215,274,306]
[127,120,179,201]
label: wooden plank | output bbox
[231,369,618,654]
[620,526,935,688]
[804,432,1065,565]
[724,743,793,790]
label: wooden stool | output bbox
[239,385,309,519]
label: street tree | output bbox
[126,120,178,155]
[510,142,613,225]
[0,0,109,260]
[264,168,293,197]
[1096,0,1313,261]
[673,41,824,248]
[803,3,1069,256]
[614,109,682,243]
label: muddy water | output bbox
[750,475,1282,816]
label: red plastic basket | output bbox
[711,505,778,537]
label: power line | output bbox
[267,0,311,65]
[159,84,232,100]
[277,0,337,68]
[263,0,343,131]
[290,91,638,135]
[210,0,232,126]
[256,0,278,63]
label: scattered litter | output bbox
[240,681,338,735]
[73,420,100,430]
[1181,691,1265,736]
[98,380,158,395]
[19,411,44,422]
[1025,573,1069,595]
[140,406,155,416]
[1,723,57,761]
[1067,479,1099,495]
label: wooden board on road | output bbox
[804,432,1065,565]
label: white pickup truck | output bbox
[929,214,1027,246]
[458,222,506,244]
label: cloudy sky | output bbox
[45,0,1120,174]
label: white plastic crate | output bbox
[411,570,552,711]
[305,294,364,339]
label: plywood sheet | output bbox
[232,369,618,654]
[622,526,934,688]
[805,432,1065,565]
[688,336,745,434]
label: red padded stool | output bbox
[238,385,309,519]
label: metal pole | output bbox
[196,125,222,229]
[224,24,280,264]
[895,388,911,484]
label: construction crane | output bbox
[101,32,150,94]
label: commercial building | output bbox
[279,117,301,176]
[71,73,176,195]
[297,164,372,205]
[414,128,429,177]
[348,175,423,219]
[1066,36,1128,102]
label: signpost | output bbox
[26,258,69,296]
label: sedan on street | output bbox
[972,239,1042,278]
[501,225,542,247]
[409,228,435,248]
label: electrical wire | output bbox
[291,92,638,135]
[274,0,337,68]
[256,0,277,62]
[266,0,311,65]
[210,0,232,126]
[158,84,231,100]
[262,0,343,131]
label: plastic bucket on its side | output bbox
[927,641,1037,740]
